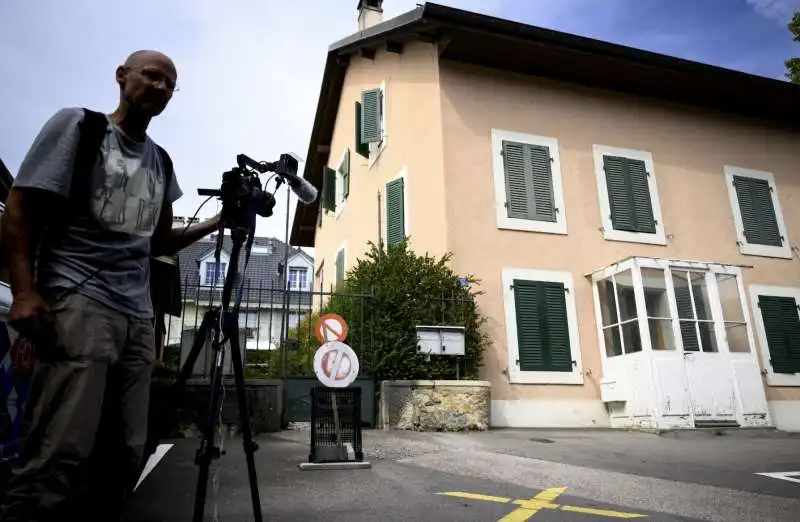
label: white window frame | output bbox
[588,257,755,360]
[335,241,347,287]
[723,166,792,260]
[592,145,667,246]
[334,148,349,220]
[383,165,409,243]
[501,268,584,385]
[199,251,230,286]
[288,266,308,290]
[749,284,800,387]
[490,129,568,235]
[367,80,387,170]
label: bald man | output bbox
[0,50,219,520]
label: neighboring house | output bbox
[290,2,800,432]
[164,229,314,362]
[0,157,12,205]
[0,158,14,283]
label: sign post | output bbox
[299,314,370,470]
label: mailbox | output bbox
[440,326,466,356]
[415,325,465,356]
[415,326,442,355]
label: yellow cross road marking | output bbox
[499,487,565,521]
[438,488,648,520]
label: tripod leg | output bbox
[192,319,226,522]
[227,323,263,522]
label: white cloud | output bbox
[743,0,800,23]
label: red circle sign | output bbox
[314,313,348,344]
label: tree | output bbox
[280,240,491,382]
[787,11,800,84]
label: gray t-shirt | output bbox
[13,107,183,319]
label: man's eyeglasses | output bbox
[127,66,180,93]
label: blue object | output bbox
[0,323,33,462]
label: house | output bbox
[0,158,14,283]
[164,229,314,374]
[289,1,800,432]
[0,158,12,206]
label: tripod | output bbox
[173,225,263,522]
[164,152,312,521]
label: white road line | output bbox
[756,471,800,484]
[134,443,175,492]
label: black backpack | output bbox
[71,108,182,318]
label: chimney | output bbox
[357,0,384,31]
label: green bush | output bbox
[283,240,490,382]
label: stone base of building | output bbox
[380,380,491,431]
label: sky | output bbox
[0,0,798,257]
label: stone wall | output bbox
[380,380,491,431]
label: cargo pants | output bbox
[0,288,155,521]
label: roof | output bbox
[177,235,313,308]
[290,2,800,247]
[0,158,14,203]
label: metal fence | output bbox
[158,281,482,382]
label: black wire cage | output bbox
[309,386,364,463]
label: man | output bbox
[0,50,219,520]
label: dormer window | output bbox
[201,259,227,286]
[288,267,308,290]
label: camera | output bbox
[220,166,275,220]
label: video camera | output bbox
[199,153,302,231]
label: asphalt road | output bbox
[127,428,800,522]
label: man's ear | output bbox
[115,65,127,89]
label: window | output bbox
[203,261,226,286]
[288,267,308,290]
[501,268,583,385]
[321,149,351,217]
[316,263,325,293]
[592,258,754,358]
[356,82,386,168]
[597,269,642,357]
[749,285,800,386]
[672,270,717,353]
[334,243,347,290]
[724,166,791,259]
[385,168,407,247]
[592,145,666,245]
[491,129,567,235]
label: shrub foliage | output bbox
[274,240,490,382]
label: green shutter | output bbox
[732,176,782,247]
[603,155,656,234]
[674,284,700,351]
[355,102,370,158]
[513,280,573,372]
[502,140,557,222]
[386,177,405,246]
[360,88,382,144]
[335,249,345,288]
[340,149,350,199]
[758,295,800,374]
[322,166,336,212]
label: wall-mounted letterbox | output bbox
[415,325,466,356]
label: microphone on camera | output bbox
[282,173,318,204]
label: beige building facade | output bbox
[292,2,800,431]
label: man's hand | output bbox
[9,289,55,345]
